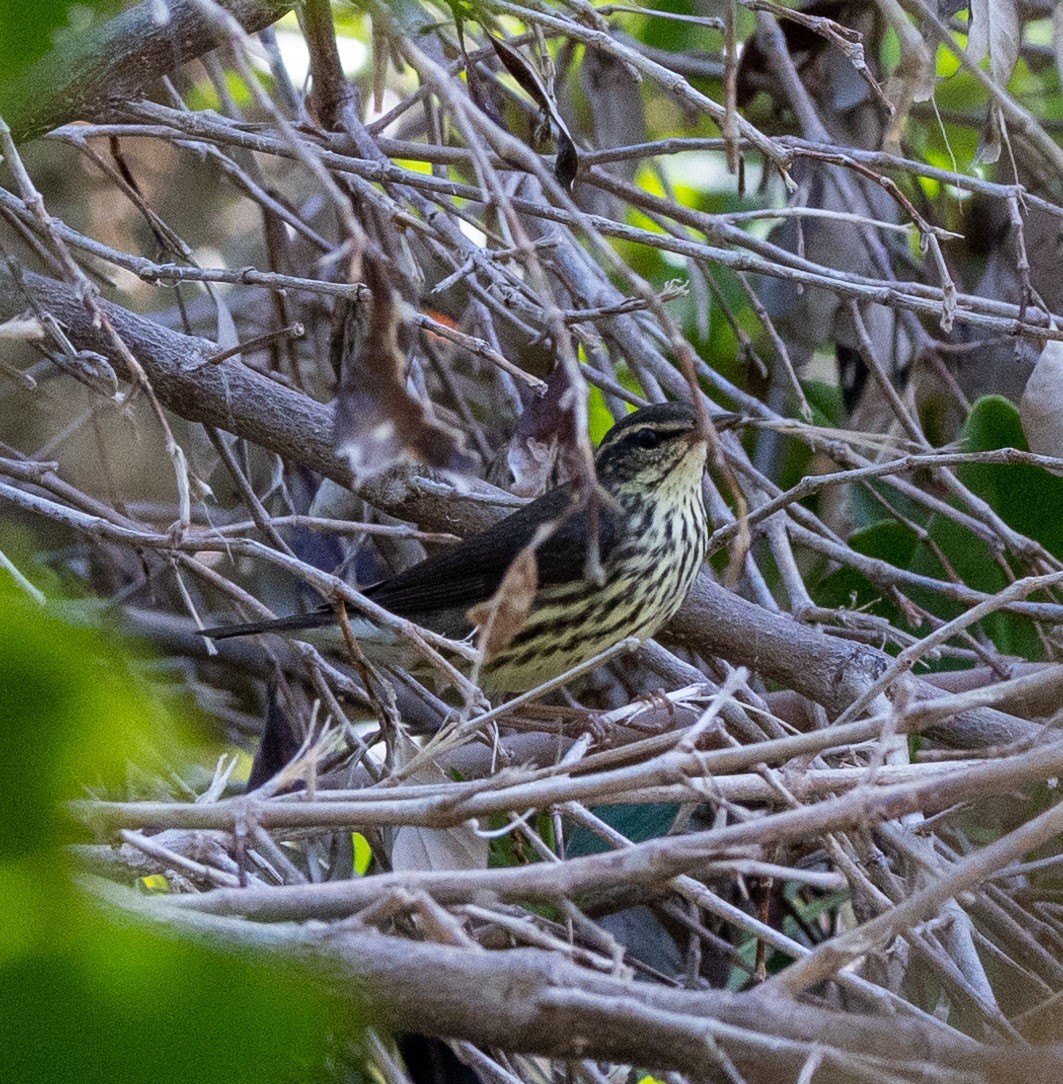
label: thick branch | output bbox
[0,268,1036,747]
[101,883,981,1079]
[1,0,293,144]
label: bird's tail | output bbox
[200,605,335,641]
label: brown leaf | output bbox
[968,0,1021,164]
[391,751,489,871]
[503,364,581,496]
[506,434,557,499]
[333,257,473,477]
[489,34,579,191]
[467,540,540,663]
[1020,339,1063,474]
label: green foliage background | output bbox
[0,590,346,1083]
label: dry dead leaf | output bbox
[1020,338,1063,474]
[391,755,490,872]
[490,34,578,191]
[968,0,1021,164]
[467,540,541,663]
[333,257,473,477]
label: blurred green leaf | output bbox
[0,1,118,88]
[0,1,71,84]
[0,589,350,1084]
[588,384,619,444]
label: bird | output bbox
[202,401,712,694]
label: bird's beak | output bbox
[690,411,743,445]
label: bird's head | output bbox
[594,401,708,490]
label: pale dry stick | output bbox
[0,548,45,604]
[39,110,1005,349]
[394,637,645,780]
[205,427,296,558]
[365,1031,413,1084]
[60,119,224,297]
[0,116,198,529]
[67,123,333,252]
[766,791,1063,999]
[84,878,997,1076]
[780,135,1063,217]
[905,830,1063,992]
[764,499,817,613]
[0,482,481,695]
[118,829,249,890]
[720,206,959,236]
[707,859,845,890]
[748,5,931,353]
[567,173,1009,594]
[372,61,762,576]
[410,311,547,391]
[785,520,1063,625]
[389,30,608,557]
[316,765,968,817]
[0,0,1040,793]
[137,262,369,299]
[847,299,931,442]
[303,0,552,340]
[596,4,724,29]
[249,825,308,885]
[874,0,934,148]
[734,268,812,423]
[556,283,690,325]
[451,1044,525,1084]
[184,0,363,243]
[902,0,1063,182]
[482,0,790,175]
[561,802,961,1035]
[132,741,1063,955]
[904,858,1011,1028]
[722,1,740,175]
[387,128,1063,225]
[552,158,1057,333]
[0,116,97,293]
[458,903,617,971]
[72,103,1063,342]
[206,515,459,544]
[97,93,1014,409]
[745,0,897,116]
[75,668,1063,835]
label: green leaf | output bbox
[563,804,679,857]
[814,520,917,621]
[0,589,352,1084]
[959,395,1063,559]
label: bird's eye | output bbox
[635,429,661,450]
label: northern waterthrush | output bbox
[204,402,711,693]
